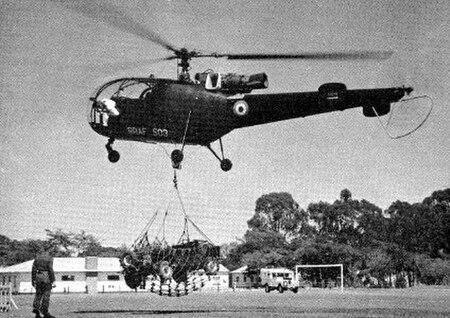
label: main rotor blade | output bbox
[84,57,170,74]
[203,51,393,61]
[55,1,178,52]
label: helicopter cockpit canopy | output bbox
[88,77,157,128]
[91,77,157,101]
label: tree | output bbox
[45,229,76,256]
[74,230,102,257]
[386,201,445,256]
[340,189,352,202]
[356,200,388,247]
[224,230,289,270]
[242,250,285,270]
[247,192,308,242]
[45,229,103,257]
[308,200,359,243]
[423,188,450,206]
[0,237,48,266]
[0,235,12,266]
[423,188,450,255]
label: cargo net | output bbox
[374,94,433,139]
[119,171,220,296]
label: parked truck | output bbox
[260,268,299,293]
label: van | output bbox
[260,268,298,293]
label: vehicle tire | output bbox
[159,261,173,280]
[120,252,135,269]
[204,259,219,274]
[293,287,299,293]
[277,285,284,293]
[124,271,141,289]
[264,284,270,293]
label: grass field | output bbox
[6,286,450,317]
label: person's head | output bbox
[36,250,51,258]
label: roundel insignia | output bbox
[233,100,249,116]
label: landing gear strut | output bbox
[106,138,120,163]
[207,139,233,172]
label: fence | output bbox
[0,283,18,312]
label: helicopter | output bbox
[81,3,414,171]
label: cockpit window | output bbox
[113,80,152,99]
[93,79,155,102]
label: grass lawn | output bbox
[6,286,450,317]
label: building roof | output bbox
[230,265,248,274]
[0,257,122,274]
[217,264,229,274]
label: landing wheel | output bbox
[206,139,232,172]
[220,159,232,172]
[106,138,120,163]
[108,150,120,163]
[171,149,184,168]
[124,270,142,289]
[278,285,284,293]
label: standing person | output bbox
[32,251,56,318]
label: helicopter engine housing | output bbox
[195,72,268,93]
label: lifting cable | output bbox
[150,143,214,245]
[132,210,159,249]
[173,169,214,245]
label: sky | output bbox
[1,0,449,247]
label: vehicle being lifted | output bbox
[120,239,220,290]
[118,174,221,296]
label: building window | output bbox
[236,277,239,283]
[61,275,75,281]
[244,277,247,283]
[107,275,120,281]
[86,272,98,277]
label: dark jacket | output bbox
[32,255,55,285]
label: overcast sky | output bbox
[1,0,449,247]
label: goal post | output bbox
[295,264,344,292]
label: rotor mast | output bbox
[176,48,194,82]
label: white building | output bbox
[229,266,258,289]
[0,257,231,294]
[0,257,132,294]
[202,264,230,292]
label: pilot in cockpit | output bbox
[101,98,120,126]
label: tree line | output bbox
[222,188,450,287]
[0,229,128,267]
[1,188,449,287]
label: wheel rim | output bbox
[220,159,232,171]
[171,150,184,164]
[108,151,120,163]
